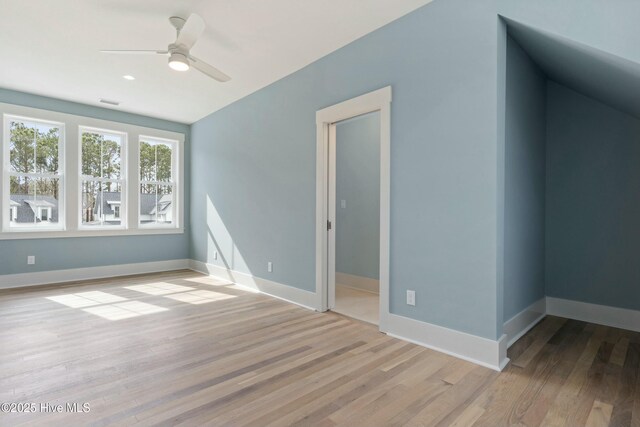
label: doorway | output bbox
[330,112,381,324]
[315,86,391,332]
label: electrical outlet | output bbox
[340,199,347,209]
[267,262,273,273]
[406,290,416,306]
[27,256,36,265]
[213,251,218,260]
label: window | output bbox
[80,128,125,228]
[5,116,64,230]
[1,105,183,239]
[139,138,176,227]
[39,207,50,221]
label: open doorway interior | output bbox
[331,111,381,325]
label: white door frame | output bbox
[315,86,391,332]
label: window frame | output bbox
[78,126,128,231]
[2,114,66,233]
[0,102,184,240]
[138,136,179,230]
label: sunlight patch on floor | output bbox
[46,291,127,308]
[45,283,238,320]
[82,301,168,320]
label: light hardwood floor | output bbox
[333,285,379,325]
[1,270,638,426]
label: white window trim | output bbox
[78,126,128,231]
[138,135,179,230]
[2,114,66,233]
[0,102,184,241]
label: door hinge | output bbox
[327,220,332,231]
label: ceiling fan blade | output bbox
[176,13,205,49]
[101,50,169,55]
[189,56,231,82]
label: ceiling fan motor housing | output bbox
[168,47,190,71]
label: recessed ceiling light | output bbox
[123,75,135,80]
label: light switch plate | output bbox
[406,290,416,306]
[27,256,36,265]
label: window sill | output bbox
[0,227,184,240]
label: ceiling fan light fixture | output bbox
[168,52,189,71]
[101,13,230,82]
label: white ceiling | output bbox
[0,0,432,124]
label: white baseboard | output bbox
[0,259,191,290]
[190,262,508,370]
[547,297,640,333]
[386,313,509,371]
[503,298,546,348]
[21,257,639,371]
[189,260,318,311]
[335,272,379,294]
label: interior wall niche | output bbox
[504,19,640,326]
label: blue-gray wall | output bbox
[335,112,380,280]
[2,0,638,341]
[503,36,547,322]
[545,82,640,311]
[0,88,190,275]
[191,0,503,339]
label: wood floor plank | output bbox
[585,400,613,427]
[1,271,639,426]
[611,342,640,427]
[540,329,606,427]
[520,330,593,427]
[448,404,486,427]
[634,363,640,427]
[511,316,567,368]
[405,366,497,426]
[564,340,615,427]
[327,352,451,426]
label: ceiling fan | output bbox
[101,13,231,82]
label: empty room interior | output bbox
[1,1,639,426]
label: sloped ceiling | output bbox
[505,17,640,119]
[0,0,433,123]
